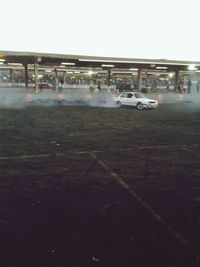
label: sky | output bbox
[1,0,200,61]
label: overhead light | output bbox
[129,68,138,71]
[61,62,75,65]
[79,59,136,63]
[8,63,23,66]
[45,69,53,73]
[146,71,167,75]
[101,64,114,67]
[113,71,136,74]
[67,71,73,74]
[156,66,168,69]
[0,62,4,65]
[0,59,5,62]
[169,73,174,77]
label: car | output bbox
[113,92,158,110]
[39,82,53,89]
[33,82,54,90]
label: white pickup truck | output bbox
[113,92,158,110]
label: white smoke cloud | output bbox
[0,87,119,109]
[1,87,200,110]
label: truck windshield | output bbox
[134,93,145,98]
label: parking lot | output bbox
[0,96,200,266]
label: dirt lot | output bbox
[0,100,200,267]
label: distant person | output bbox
[94,86,99,94]
[97,81,101,91]
[178,80,184,93]
[187,79,192,94]
[152,79,158,91]
[197,80,200,92]
[90,86,94,93]
[52,77,57,91]
[166,80,170,91]
[58,79,64,92]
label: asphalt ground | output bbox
[0,98,200,266]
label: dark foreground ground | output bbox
[0,102,200,267]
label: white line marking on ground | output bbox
[0,143,199,161]
[89,152,189,246]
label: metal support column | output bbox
[54,68,58,79]
[34,58,39,93]
[10,69,14,85]
[137,68,142,92]
[64,71,66,84]
[107,69,111,86]
[174,70,179,92]
[146,73,150,87]
[24,63,28,89]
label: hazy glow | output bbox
[1,0,200,61]
[88,71,94,75]
[188,64,197,70]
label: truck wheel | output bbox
[117,101,122,107]
[136,102,143,110]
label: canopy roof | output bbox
[0,51,200,71]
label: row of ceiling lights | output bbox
[0,58,199,72]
